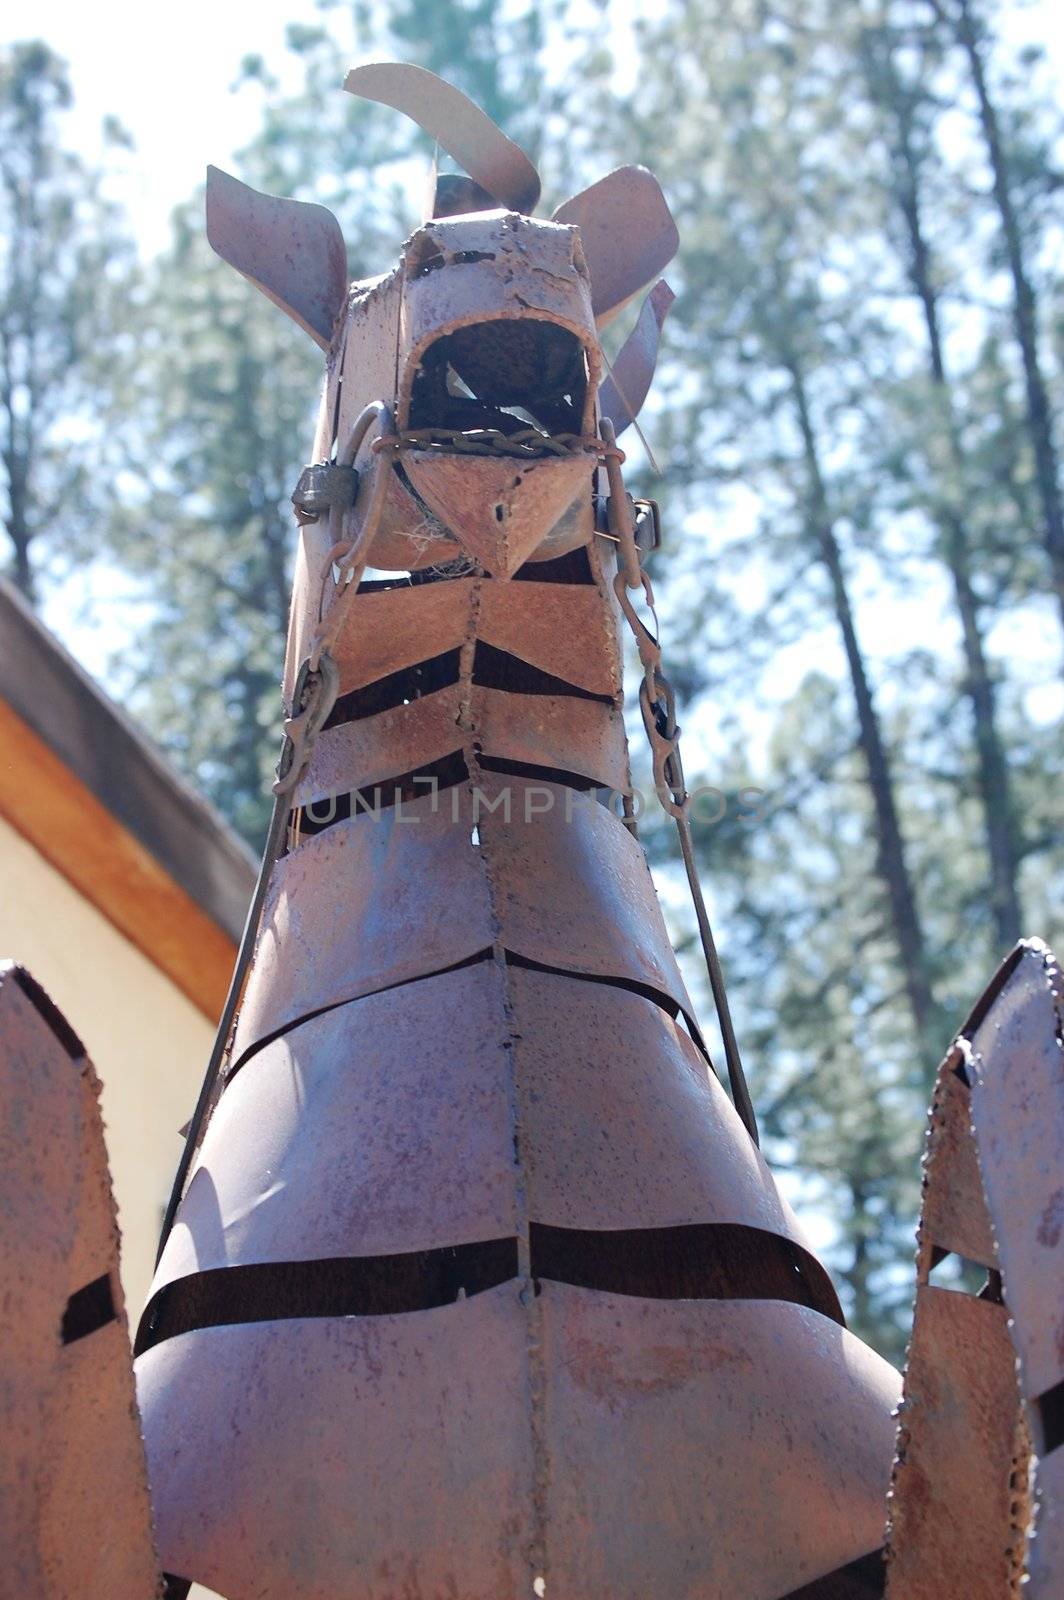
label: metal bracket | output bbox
[291,461,360,522]
[594,493,662,559]
[633,497,662,557]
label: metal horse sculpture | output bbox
[1,63,1060,1600]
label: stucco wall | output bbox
[0,810,214,1318]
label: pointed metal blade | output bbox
[206,166,348,349]
[402,452,592,577]
[553,166,679,326]
[345,62,541,216]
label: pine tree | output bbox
[0,41,132,599]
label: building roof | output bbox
[0,579,257,1019]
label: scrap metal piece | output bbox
[205,166,348,349]
[539,1287,899,1599]
[600,279,676,436]
[886,940,1064,1598]
[138,1288,535,1600]
[402,451,595,577]
[291,460,359,520]
[887,1284,1027,1599]
[345,62,542,215]
[553,166,680,325]
[228,777,696,1065]
[155,964,816,1288]
[0,963,159,1600]
[295,688,631,805]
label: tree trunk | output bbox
[872,31,1023,949]
[949,0,1064,646]
[786,355,939,1053]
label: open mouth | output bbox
[405,318,591,457]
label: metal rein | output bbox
[600,417,760,1147]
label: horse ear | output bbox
[600,281,675,436]
[206,166,348,349]
[344,62,541,216]
[553,166,679,326]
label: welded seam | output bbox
[462,567,549,1595]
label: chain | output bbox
[377,425,607,461]
[603,418,760,1147]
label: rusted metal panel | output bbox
[327,577,475,696]
[472,688,630,795]
[552,166,680,325]
[0,965,159,1599]
[296,687,630,806]
[885,1286,1026,1599]
[509,965,805,1236]
[396,213,599,433]
[918,1044,996,1268]
[333,272,402,461]
[315,559,627,705]
[295,688,468,803]
[885,940,1064,1595]
[137,1287,535,1599]
[537,1286,899,1598]
[159,962,816,1293]
[233,778,695,1062]
[967,941,1064,1400]
[403,452,594,577]
[1027,1444,1064,1598]
[230,786,494,1061]
[478,576,621,696]
[476,773,695,1015]
[205,165,347,349]
[157,962,518,1282]
[360,450,461,574]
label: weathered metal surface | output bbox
[229,786,493,1061]
[967,941,1064,1399]
[230,777,695,1063]
[403,451,595,576]
[478,574,622,695]
[537,1287,899,1599]
[205,165,348,349]
[0,964,159,1599]
[600,279,676,436]
[157,963,815,1289]
[507,965,803,1232]
[292,567,620,707]
[553,166,681,324]
[918,1044,997,1267]
[886,1286,1026,1599]
[138,1288,535,1600]
[396,214,598,421]
[137,69,909,1597]
[886,939,1064,1597]
[157,962,518,1280]
[345,62,542,215]
[295,688,630,805]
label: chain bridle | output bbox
[156,404,758,1269]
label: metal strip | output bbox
[139,1223,842,1358]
